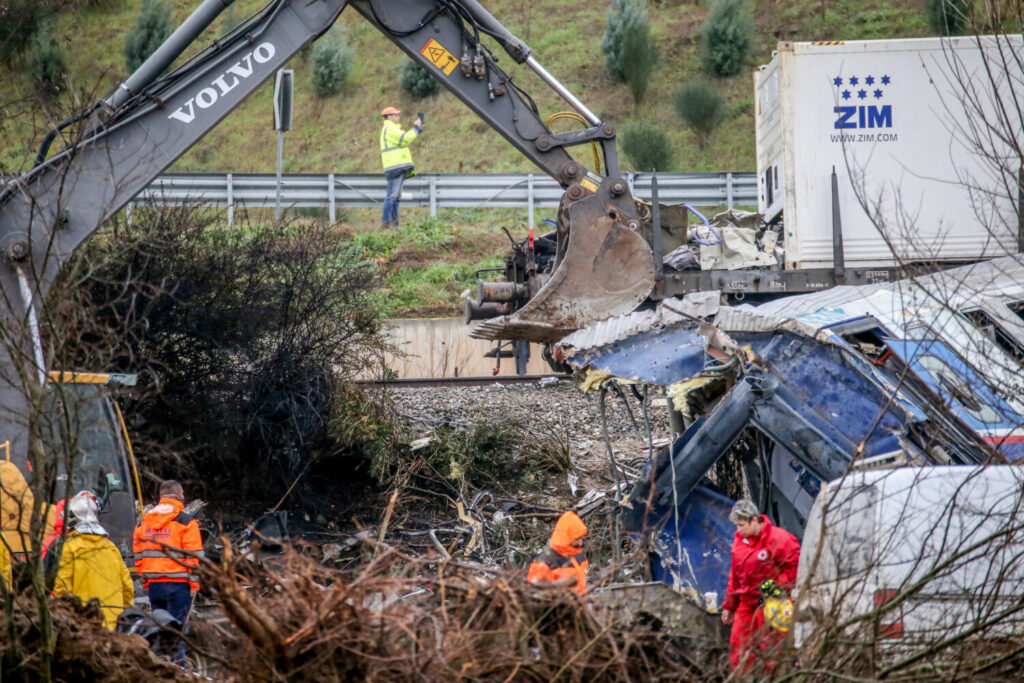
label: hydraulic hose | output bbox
[685,203,723,246]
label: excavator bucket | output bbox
[471,185,655,344]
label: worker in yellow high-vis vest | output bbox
[379,106,424,228]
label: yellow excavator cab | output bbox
[0,372,142,561]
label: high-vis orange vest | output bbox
[133,497,203,592]
[527,510,589,594]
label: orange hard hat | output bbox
[380,106,401,116]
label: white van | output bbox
[793,466,1024,656]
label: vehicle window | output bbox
[962,309,1024,366]
[45,384,129,501]
[917,354,1003,424]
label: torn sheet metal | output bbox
[646,484,734,600]
[565,321,707,385]
[558,292,721,353]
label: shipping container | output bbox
[755,36,1023,270]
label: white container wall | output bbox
[755,36,1022,269]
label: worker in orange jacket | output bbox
[133,480,203,666]
[527,510,589,595]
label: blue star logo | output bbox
[833,76,843,86]
[850,76,859,86]
[881,75,891,85]
[865,76,875,85]
[858,89,867,99]
[873,89,883,99]
[842,90,851,100]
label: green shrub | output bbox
[399,59,440,99]
[672,80,725,147]
[620,120,673,172]
[0,0,43,64]
[620,4,658,103]
[28,31,67,96]
[123,0,172,73]
[602,0,656,85]
[701,0,753,78]
[311,29,354,97]
[925,0,970,35]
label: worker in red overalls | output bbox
[721,499,800,672]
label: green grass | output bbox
[350,216,454,258]
[377,255,504,317]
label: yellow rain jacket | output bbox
[0,461,56,555]
[53,531,133,630]
[1,538,10,591]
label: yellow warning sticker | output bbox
[579,177,598,193]
[420,38,459,76]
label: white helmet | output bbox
[68,491,106,535]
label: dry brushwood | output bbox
[0,592,190,681]
[197,541,713,682]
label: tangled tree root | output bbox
[0,593,190,681]
[197,543,720,682]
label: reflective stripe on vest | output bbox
[141,571,193,581]
[135,549,205,559]
[380,121,417,172]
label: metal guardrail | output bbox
[133,171,757,225]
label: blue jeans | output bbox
[382,170,406,226]
[148,581,194,667]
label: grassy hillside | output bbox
[0,0,934,315]
[3,0,932,176]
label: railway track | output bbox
[355,374,570,389]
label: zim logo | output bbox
[830,73,894,130]
[834,105,891,129]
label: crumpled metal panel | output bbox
[712,307,784,333]
[558,292,720,353]
[646,484,734,599]
[745,255,1024,326]
[739,331,913,456]
[565,321,707,385]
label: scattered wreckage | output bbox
[557,255,1024,604]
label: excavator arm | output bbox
[0,0,654,463]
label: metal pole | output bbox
[125,201,133,227]
[1017,164,1023,254]
[328,172,336,224]
[831,166,846,284]
[527,173,534,228]
[275,131,283,221]
[429,175,437,217]
[726,172,734,209]
[226,173,233,226]
[651,174,664,283]
[524,57,600,126]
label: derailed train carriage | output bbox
[556,255,1024,597]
